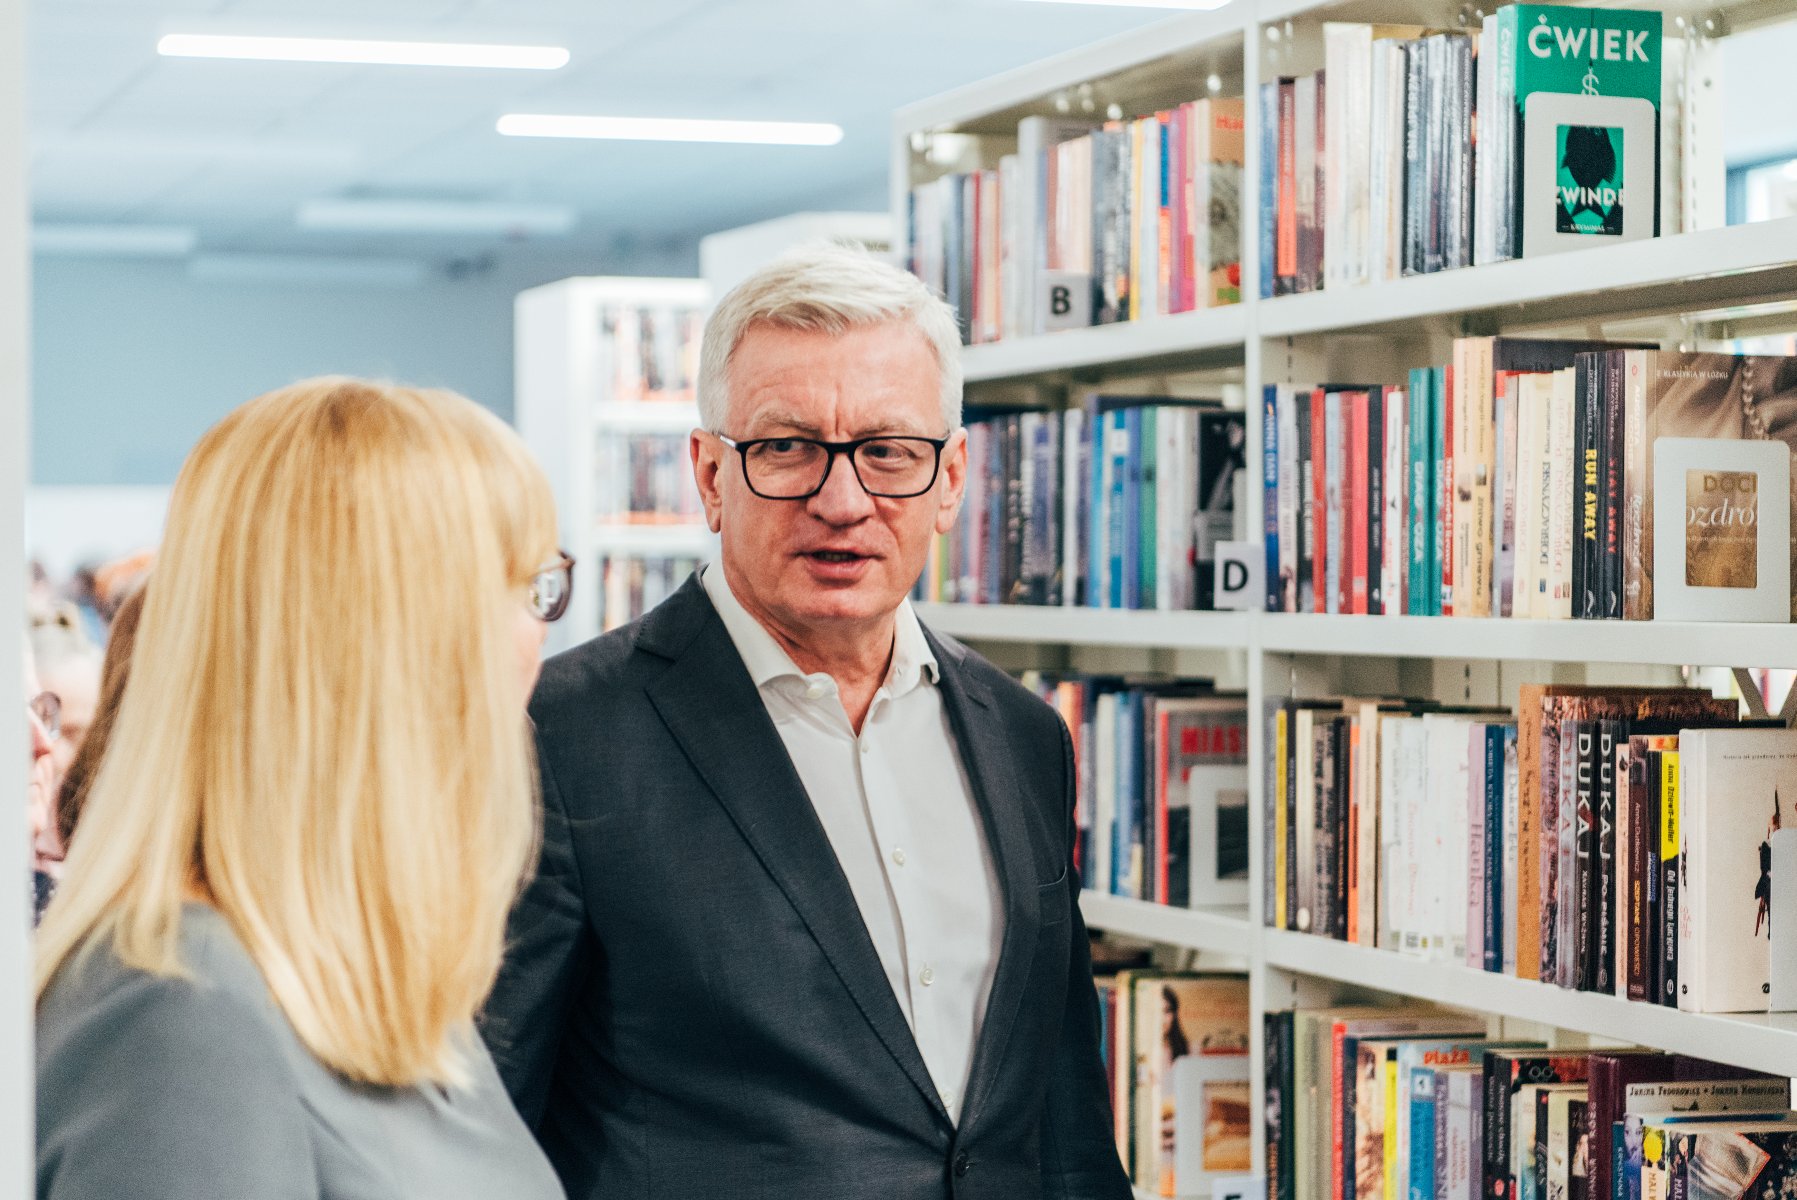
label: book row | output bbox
[596,553,704,633]
[594,433,704,525]
[1022,672,1249,908]
[1265,683,1797,1015]
[1261,344,1797,623]
[906,100,1245,346]
[1097,971,1251,1198]
[595,304,704,406]
[917,399,1246,609]
[1259,6,1701,298]
[1263,1008,1790,1200]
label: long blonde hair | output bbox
[35,377,558,1089]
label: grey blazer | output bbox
[481,575,1130,1200]
[37,904,564,1200]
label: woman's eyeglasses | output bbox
[29,691,61,741]
[528,552,576,623]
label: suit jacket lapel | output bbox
[927,631,1043,1132]
[641,580,949,1125]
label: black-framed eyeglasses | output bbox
[528,551,576,623]
[29,691,61,742]
[716,433,950,500]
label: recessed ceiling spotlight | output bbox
[157,34,569,70]
[496,115,843,146]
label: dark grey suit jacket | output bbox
[482,576,1130,1200]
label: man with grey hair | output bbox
[486,242,1131,1200]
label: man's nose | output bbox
[28,712,52,760]
[807,450,875,522]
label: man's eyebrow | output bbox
[743,411,933,438]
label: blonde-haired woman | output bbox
[35,378,572,1199]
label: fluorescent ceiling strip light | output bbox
[157,34,568,70]
[497,114,842,146]
[1014,0,1232,8]
[188,253,427,287]
[33,224,197,257]
[297,198,575,235]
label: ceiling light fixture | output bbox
[32,224,198,257]
[188,253,427,287]
[1014,0,1233,9]
[296,198,575,235]
[497,114,843,146]
[157,34,569,70]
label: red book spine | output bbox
[1155,710,1171,904]
[1311,388,1329,613]
[1277,81,1297,291]
[1349,392,1370,614]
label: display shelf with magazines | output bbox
[897,2,1797,1193]
[515,276,712,650]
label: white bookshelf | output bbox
[896,0,1797,1177]
[515,276,714,651]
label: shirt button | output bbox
[954,1152,971,1177]
[804,681,827,700]
[892,848,907,867]
[859,742,870,754]
[940,1089,955,1110]
[919,964,934,987]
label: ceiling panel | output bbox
[27,0,1171,266]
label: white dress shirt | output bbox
[701,565,1004,1123]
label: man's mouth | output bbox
[808,550,866,563]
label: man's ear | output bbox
[691,430,726,534]
[933,428,967,537]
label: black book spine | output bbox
[1600,353,1626,619]
[1368,386,1386,614]
[1485,725,1506,972]
[1296,393,1315,609]
[1646,749,1665,1004]
[1285,703,1300,930]
[1334,717,1351,937]
[1003,415,1025,602]
[1573,720,1597,990]
[1592,720,1622,995]
[1402,42,1425,277]
[1314,723,1337,938]
[1574,354,1602,620]
[1625,747,1651,1002]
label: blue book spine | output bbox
[1264,385,1281,611]
[984,419,1005,604]
[1108,408,1129,609]
[1089,403,1108,609]
[1258,82,1278,300]
[1122,408,1143,610]
[1407,370,1432,616]
[1113,691,1137,895]
[1410,1067,1438,1200]
[1484,724,1507,972]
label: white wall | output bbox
[2,0,31,1190]
[30,245,695,488]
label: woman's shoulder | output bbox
[40,904,293,1065]
[37,907,320,1197]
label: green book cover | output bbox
[1498,5,1662,256]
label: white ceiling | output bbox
[28,0,1167,271]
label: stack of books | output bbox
[1262,344,1797,623]
[1264,687,1797,1014]
[595,433,704,525]
[597,304,703,405]
[1259,6,1691,299]
[1027,672,1248,909]
[920,397,1246,610]
[1263,1014,1788,1200]
[907,99,1246,345]
[1098,971,1251,1198]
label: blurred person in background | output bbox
[28,602,101,776]
[34,377,569,1200]
[55,583,145,854]
[24,635,61,921]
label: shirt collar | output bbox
[700,563,939,697]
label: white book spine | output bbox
[1546,369,1576,620]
